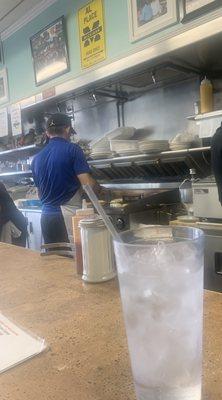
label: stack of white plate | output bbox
[169,142,192,151]
[90,127,135,148]
[109,139,140,156]
[90,150,113,159]
[90,138,112,159]
[89,127,137,159]
[139,140,169,154]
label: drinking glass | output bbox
[114,226,204,400]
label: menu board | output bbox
[10,102,22,136]
[78,0,106,69]
[0,107,8,138]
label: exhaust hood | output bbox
[20,30,222,111]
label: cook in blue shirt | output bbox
[31,113,100,244]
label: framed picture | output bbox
[0,40,4,64]
[182,0,221,22]
[0,69,9,105]
[30,16,69,86]
[128,0,178,42]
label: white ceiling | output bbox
[0,0,50,35]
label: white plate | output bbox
[177,215,199,223]
[140,149,163,154]
[90,150,112,154]
[170,146,189,151]
[91,127,136,149]
[170,142,191,145]
[139,145,169,153]
[117,150,141,156]
[90,152,113,159]
[109,139,139,152]
[139,145,169,150]
[139,140,168,145]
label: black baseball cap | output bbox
[46,113,72,129]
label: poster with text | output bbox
[0,108,8,138]
[10,103,22,136]
[78,0,106,69]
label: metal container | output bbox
[179,179,193,214]
[179,185,193,204]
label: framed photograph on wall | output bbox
[128,0,178,42]
[0,40,4,64]
[0,69,9,105]
[30,16,69,86]
[182,0,221,22]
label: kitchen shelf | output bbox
[0,170,32,177]
[88,147,211,167]
[89,146,211,182]
[103,182,180,190]
[187,109,222,121]
[0,144,42,160]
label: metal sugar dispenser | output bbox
[179,169,197,220]
[79,216,116,283]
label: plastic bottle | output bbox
[200,77,213,114]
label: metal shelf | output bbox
[88,147,211,167]
[103,182,180,190]
[187,110,222,121]
[0,145,41,160]
[0,170,32,177]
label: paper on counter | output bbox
[0,313,47,373]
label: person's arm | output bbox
[31,158,41,199]
[0,184,18,225]
[77,172,103,196]
[72,145,105,196]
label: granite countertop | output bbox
[0,243,221,400]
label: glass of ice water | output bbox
[114,225,204,400]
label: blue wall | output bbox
[2,0,179,104]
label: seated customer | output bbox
[0,182,27,247]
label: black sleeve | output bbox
[0,184,26,228]
[211,126,222,203]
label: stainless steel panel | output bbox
[193,183,222,219]
[88,147,211,166]
[90,147,211,183]
[103,182,180,190]
[26,210,42,251]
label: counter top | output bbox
[19,208,42,213]
[0,243,221,400]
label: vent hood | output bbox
[20,29,222,111]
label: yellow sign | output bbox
[78,0,106,69]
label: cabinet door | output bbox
[26,212,42,251]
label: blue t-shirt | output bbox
[31,137,90,214]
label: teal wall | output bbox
[2,0,178,104]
